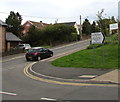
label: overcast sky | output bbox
[0,0,119,24]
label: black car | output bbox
[25,47,53,61]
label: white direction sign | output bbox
[91,32,105,44]
[110,23,118,30]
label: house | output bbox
[0,20,22,52]
[21,20,49,36]
[6,32,22,51]
[57,22,80,35]
[0,20,7,52]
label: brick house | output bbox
[21,21,49,36]
[0,20,7,52]
[0,20,22,52]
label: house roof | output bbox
[0,20,7,26]
[6,32,22,42]
[29,21,49,29]
[57,22,76,26]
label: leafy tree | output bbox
[22,26,44,46]
[91,21,96,33]
[43,24,75,46]
[22,23,76,46]
[110,16,116,23]
[82,19,91,35]
[96,9,117,36]
[5,11,24,37]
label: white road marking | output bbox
[41,97,56,101]
[78,75,97,78]
[0,91,17,96]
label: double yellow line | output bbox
[23,63,118,87]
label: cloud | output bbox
[0,0,119,23]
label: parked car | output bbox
[25,47,53,61]
[16,44,31,50]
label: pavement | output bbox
[91,69,119,84]
[29,61,120,85]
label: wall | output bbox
[0,26,6,53]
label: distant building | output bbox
[57,22,80,35]
[21,21,49,36]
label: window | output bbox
[26,23,30,27]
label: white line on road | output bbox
[78,75,97,78]
[41,97,56,101]
[0,91,17,96]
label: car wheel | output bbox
[37,56,41,61]
[26,58,30,61]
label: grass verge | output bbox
[51,44,119,69]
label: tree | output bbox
[43,24,75,46]
[96,9,117,36]
[22,23,76,47]
[96,9,109,36]
[82,19,91,35]
[91,21,96,33]
[110,16,116,23]
[5,11,24,37]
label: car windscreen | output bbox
[28,48,42,52]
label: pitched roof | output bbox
[30,21,49,29]
[0,20,7,26]
[6,32,22,42]
[57,22,76,26]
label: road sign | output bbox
[91,32,105,44]
[110,23,118,30]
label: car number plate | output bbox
[28,57,32,59]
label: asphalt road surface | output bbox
[1,39,119,101]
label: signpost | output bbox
[109,23,118,44]
[91,32,105,65]
[91,32,105,44]
[110,23,118,30]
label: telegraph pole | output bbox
[79,15,82,40]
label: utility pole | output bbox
[55,19,58,24]
[79,15,82,40]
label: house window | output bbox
[26,23,30,27]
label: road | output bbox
[1,39,119,101]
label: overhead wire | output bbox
[0,11,78,20]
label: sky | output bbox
[0,0,119,24]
